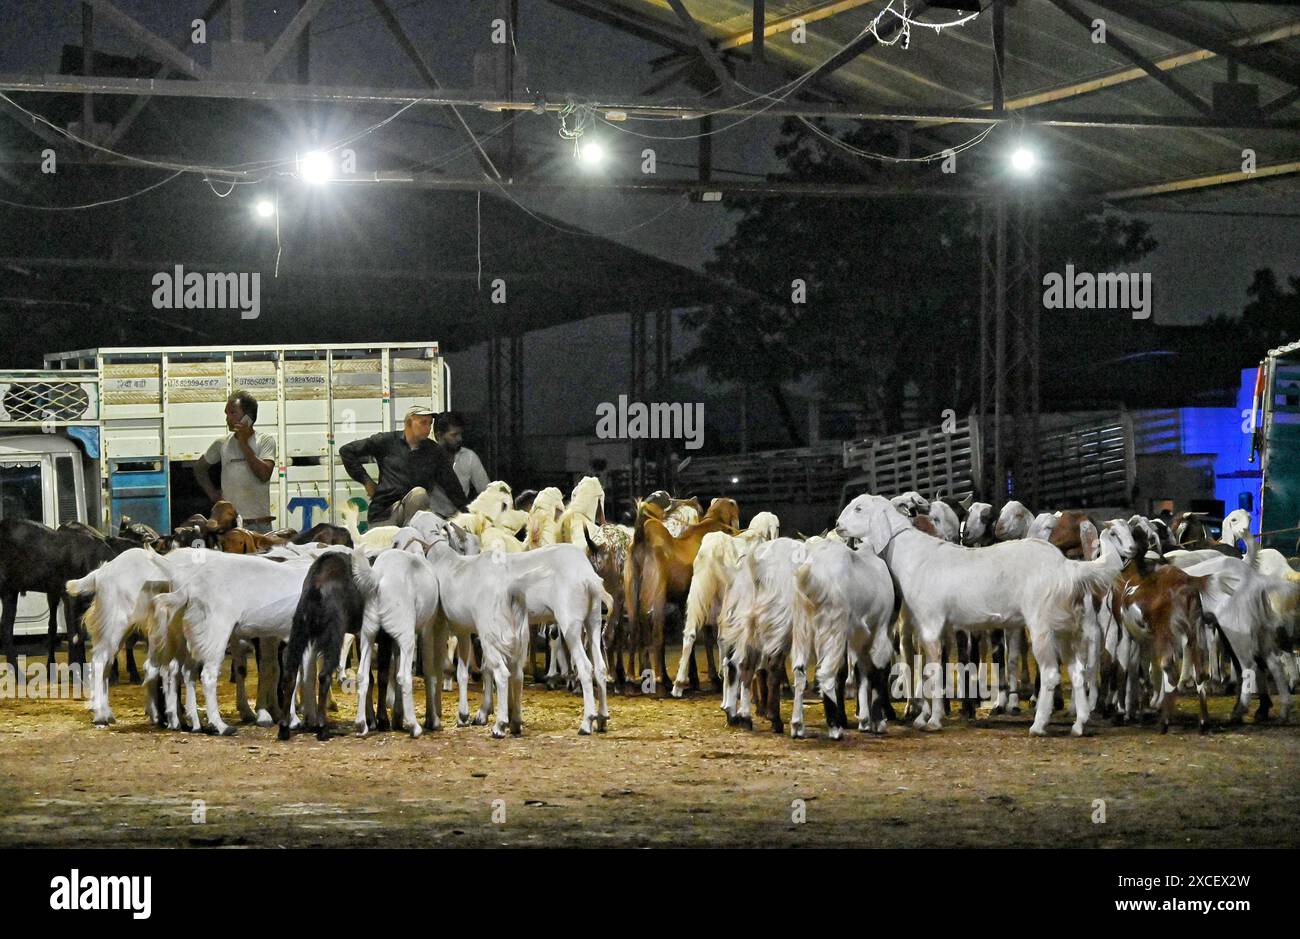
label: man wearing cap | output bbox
[339,405,469,525]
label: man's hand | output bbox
[232,421,254,443]
[364,480,377,500]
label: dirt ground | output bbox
[1,649,1297,849]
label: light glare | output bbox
[300,150,333,184]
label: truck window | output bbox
[0,461,43,522]
[55,455,78,526]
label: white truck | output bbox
[0,342,449,635]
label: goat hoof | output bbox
[669,684,684,699]
[1199,722,1210,736]
[510,724,523,737]
[277,725,291,741]
[491,726,506,739]
[1029,725,1049,737]
[791,723,804,739]
[472,712,489,726]
[738,717,753,731]
[456,711,470,726]
[1253,710,1272,724]
[1227,713,1244,726]
[990,705,1005,716]
[353,723,369,738]
[1160,722,1170,735]
[255,716,274,729]
[595,716,608,733]
[771,722,784,735]
[1071,724,1089,737]
[827,726,843,741]
[316,730,331,742]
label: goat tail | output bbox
[339,501,364,544]
[65,567,100,598]
[349,545,380,601]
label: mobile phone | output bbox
[239,415,253,427]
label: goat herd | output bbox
[2,476,1298,745]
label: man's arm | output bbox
[431,448,470,511]
[192,440,223,504]
[233,423,274,482]
[339,433,384,498]
[466,451,490,498]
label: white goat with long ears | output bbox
[890,491,930,517]
[524,487,566,549]
[669,511,781,698]
[791,538,896,740]
[558,475,606,553]
[1176,544,1300,724]
[837,494,1134,735]
[429,533,613,734]
[994,500,1035,541]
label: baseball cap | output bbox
[405,404,436,418]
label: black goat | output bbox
[277,547,374,741]
[0,519,127,668]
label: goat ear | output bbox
[959,493,974,510]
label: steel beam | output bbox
[5,73,1295,130]
[85,0,209,79]
[368,0,502,180]
[250,0,331,83]
[665,0,739,97]
[1048,0,1213,115]
[718,0,882,51]
[1085,0,1300,90]
[95,0,230,155]
[1104,159,1300,200]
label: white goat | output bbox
[558,475,605,552]
[791,538,896,739]
[429,536,613,734]
[524,486,566,549]
[993,500,1035,541]
[669,512,780,698]
[837,494,1132,735]
[718,537,807,733]
[142,549,346,735]
[1178,548,1300,723]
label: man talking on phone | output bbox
[192,391,278,533]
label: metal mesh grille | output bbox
[1,381,90,422]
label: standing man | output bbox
[339,404,469,524]
[193,391,278,533]
[432,411,490,511]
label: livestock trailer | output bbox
[1253,338,1300,553]
[0,342,448,634]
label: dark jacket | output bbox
[339,431,468,522]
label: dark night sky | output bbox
[1,1,1297,438]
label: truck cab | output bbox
[0,434,93,635]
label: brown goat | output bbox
[623,497,740,694]
[1110,554,1213,734]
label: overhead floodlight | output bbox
[730,476,740,485]
[577,141,606,167]
[299,150,333,184]
[254,198,275,219]
[1009,146,1038,176]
